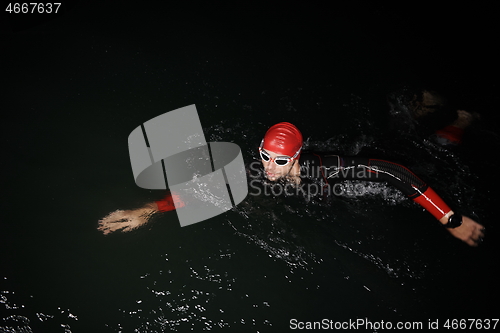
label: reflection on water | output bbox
[1,282,78,332]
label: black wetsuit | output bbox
[248,151,450,219]
[299,152,428,200]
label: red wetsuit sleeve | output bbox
[155,192,185,212]
[412,187,452,220]
[435,125,464,145]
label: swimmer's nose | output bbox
[266,162,276,172]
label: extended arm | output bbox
[335,157,485,246]
[97,192,184,235]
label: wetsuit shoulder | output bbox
[299,152,341,180]
[299,152,340,168]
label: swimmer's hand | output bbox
[443,215,485,247]
[453,110,480,129]
[98,203,157,235]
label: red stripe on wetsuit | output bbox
[155,192,185,212]
[411,187,451,220]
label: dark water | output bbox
[2,2,500,332]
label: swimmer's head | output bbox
[259,122,302,181]
[261,122,303,157]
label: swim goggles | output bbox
[258,140,301,166]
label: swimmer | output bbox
[98,123,485,247]
[387,89,480,145]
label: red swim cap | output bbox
[261,122,303,158]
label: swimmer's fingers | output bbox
[465,216,485,247]
[98,210,134,235]
[457,109,481,122]
[470,222,485,246]
[98,208,154,235]
[98,220,134,235]
[102,209,130,221]
[457,110,472,119]
[98,210,131,225]
[447,216,485,247]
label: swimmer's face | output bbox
[261,149,295,181]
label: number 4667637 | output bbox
[6,3,61,14]
[443,319,499,330]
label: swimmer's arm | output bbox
[358,158,485,246]
[411,187,485,246]
[97,193,184,235]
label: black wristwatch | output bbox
[444,213,463,228]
